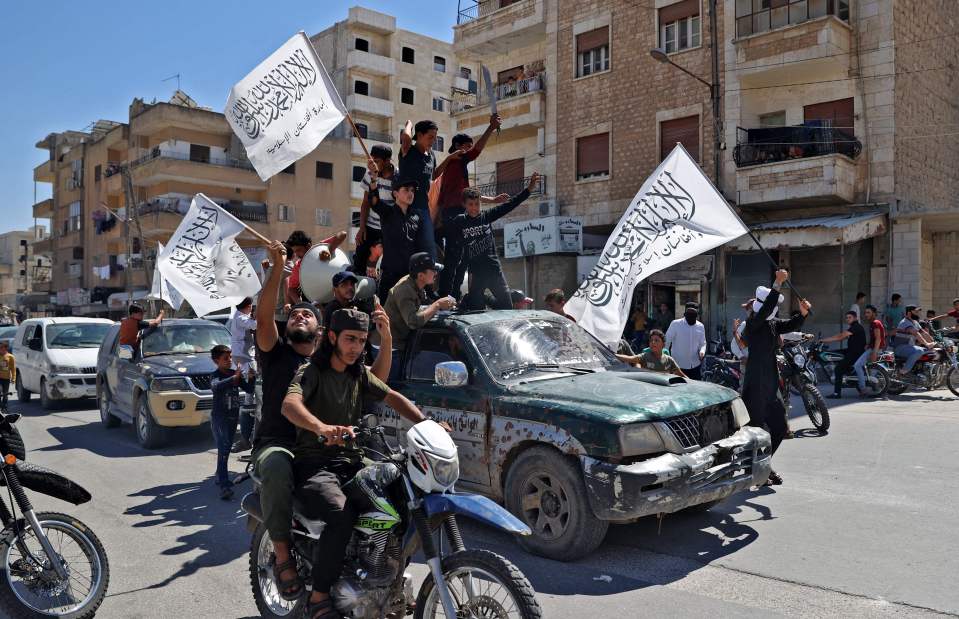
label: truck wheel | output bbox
[15,375,30,404]
[39,377,54,410]
[98,379,121,428]
[504,446,608,561]
[135,394,167,449]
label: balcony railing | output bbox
[472,174,546,198]
[137,198,268,223]
[450,73,545,114]
[457,0,522,24]
[733,123,862,168]
[358,129,393,144]
[130,148,256,172]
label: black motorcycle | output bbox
[0,410,109,618]
[779,337,831,433]
[701,354,742,391]
[807,341,890,397]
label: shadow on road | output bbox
[124,479,248,590]
[35,423,212,458]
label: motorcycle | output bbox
[882,335,959,396]
[778,337,831,433]
[242,414,543,619]
[806,341,890,397]
[0,410,110,618]
[701,353,742,391]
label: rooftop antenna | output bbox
[162,73,181,92]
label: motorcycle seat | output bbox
[291,499,328,539]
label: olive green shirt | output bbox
[287,362,390,461]
[639,350,680,374]
[384,275,429,351]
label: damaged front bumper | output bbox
[47,374,98,400]
[581,426,772,522]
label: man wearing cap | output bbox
[510,289,534,310]
[371,176,425,300]
[352,145,394,275]
[282,308,430,618]
[323,271,361,328]
[384,253,456,380]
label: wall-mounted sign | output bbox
[504,216,583,258]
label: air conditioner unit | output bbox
[538,200,556,217]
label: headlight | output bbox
[426,453,459,488]
[731,398,751,428]
[151,377,191,392]
[618,423,666,457]
[51,365,80,375]
[793,353,806,367]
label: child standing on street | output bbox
[209,345,253,500]
[0,342,14,410]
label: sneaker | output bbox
[219,486,234,501]
[231,438,252,453]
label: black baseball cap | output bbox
[329,308,369,333]
[409,252,443,276]
[448,133,473,153]
[392,176,418,191]
[332,271,358,287]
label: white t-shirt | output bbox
[361,172,394,230]
[850,303,862,322]
[731,321,748,359]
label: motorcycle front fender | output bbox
[422,494,531,536]
[3,463,91,506]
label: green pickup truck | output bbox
[377,310,772,561]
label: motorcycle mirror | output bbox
[435,361,468,387]
[361,413,379,428]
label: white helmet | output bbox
[406,420,459,493]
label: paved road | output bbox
[10,389,959,618]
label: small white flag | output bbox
[225,32,347,181]
[566,144,749,348]
[148,242,184,310]
[157,194,262,317]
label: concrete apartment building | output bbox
[32,92,350,316]
[0,226,50,309]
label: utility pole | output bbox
[121,165,153,297]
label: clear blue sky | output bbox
[0,1,457,234]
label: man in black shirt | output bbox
[446,173,540,310]
[371,176,423,301]
[822,310,867,398]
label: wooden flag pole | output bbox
[240,222,273,246]
[345,113,376,168]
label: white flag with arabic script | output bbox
[148,242,185,310]
[566,144,749,348]
[225,31,347,181]
[157,194,262,317]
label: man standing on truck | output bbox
[118,304,163,353]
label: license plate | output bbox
[86,387,97,396]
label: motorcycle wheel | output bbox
[863,364,890,397]
[800,384,831,433]
[947,367,959,398]
[0,512,109,619]
[249,523,304,619]
[414,549,542,619]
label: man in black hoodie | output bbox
[442,173,540,309]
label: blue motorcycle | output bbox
[242,415,542,619]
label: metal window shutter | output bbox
[660,0,700,24]
[576,27,609,54]
[577,133,609,176]
[803,98,854,131]
[496,158,525,192]
[661,116,699,162]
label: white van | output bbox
[14,318,114,409]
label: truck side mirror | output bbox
[435,361,468,387]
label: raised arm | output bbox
[369,300,393,382]
[256,241,287,353]
[471,114,501,155]
[400,120,413,157]
[480,173,540,225]
[435,148,466,178]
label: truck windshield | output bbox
[466,318,619,380]
[142,324,230,357]
[45,324,112,349]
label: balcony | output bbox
[473,174,546,199]
[32,237,55,254]
[347,49,395,77]
[733,12,853,80]
[32,198,53,219]
[346,94,394,119]
[455,0,546,55]
[347,6,395,34]
[451,74,546,139]
[734,125,861,207]
[33,160,54,183]
[352,130,393,158]
[138,198,268,224]
[130,149,264,190]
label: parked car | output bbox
[96,318,231,448]
[0,325,17,349]
[14,318,114,409]
[378,310,771,561]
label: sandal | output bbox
[270,556,304,601]
[305,597,342,619]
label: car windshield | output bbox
[0,326,17,339]
[466,317,620,381]
[141,324,230,357]
[45,323,112,349]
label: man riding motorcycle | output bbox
[894,305,935,377]
[281,308,432,619]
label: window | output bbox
[460,67,472,79]
[432,97,445,112]
[434,136,445,152]
[735,0,849,37]
[496,158,525,194]
[660,115,700,162]
[73,247,84,260]
[402,46,415,64]
[409,331,469,382]
[659,0,701,53]
[576,27,610,77]
[281,163,295,175]
[401,88,414,105]
[189,144,211,163]
[352,165,367,183]
[94,164,101,183]
[68,201,82,232]
[434,56,446,73]
[354,80,369,96]
[315,208,332,227]
[277,204,294,222]
[355,37,369,52]
[576,134,610,180]
[316,161,333,179]
[759,110,787,128]
[351,208,362,228]
[355,122,368,138]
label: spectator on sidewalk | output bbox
[850,292,866,324]
[228,297,258,452]
[884,293,904,345]
[209,345,253,501]
[665,303,707,380]
[0,341,15,410]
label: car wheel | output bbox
[15,375,30,404]
[504,446,609,561]
[39,377,54,410]
[135,394,167,449]
[98,379,121,428]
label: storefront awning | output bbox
[727,211,887,251]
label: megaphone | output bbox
[298,244,377,305]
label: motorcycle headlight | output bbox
[731,398,751,428]
[51,365,80,375]
[793,353,806,368]
[426,453,459,488]
[151,377,191,392]
[619,423,666,457]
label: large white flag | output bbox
[225,32,347,181]
[566,144,749,348]
[148,242,184,310]
[157,194,262,317]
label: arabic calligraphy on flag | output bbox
[225,31,347,181]
[157,194,262,317]
[565,144,749,348]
